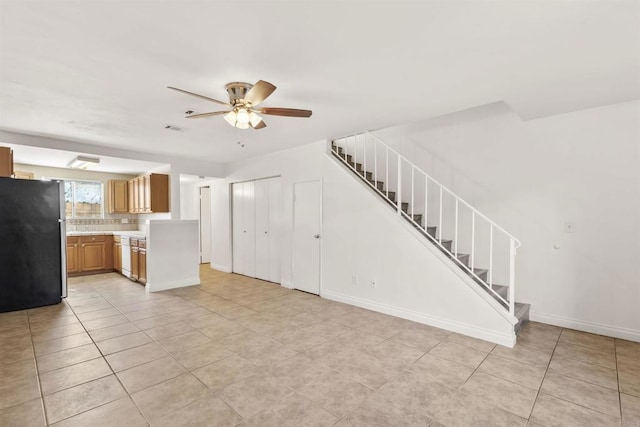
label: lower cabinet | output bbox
[67,235,114,276]
[66,237,80,274]
[138,246,147,284]
[131,238,139,281]
[129,238,146,284]
[113,236,122,273]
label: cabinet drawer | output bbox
[113,235,121,243]
[80,235,106,243]
[138,239,146,249]
[67,236,78,244]
[130,238,139,247]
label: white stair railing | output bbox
[331,131,522,316]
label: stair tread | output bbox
[332,142,531,329]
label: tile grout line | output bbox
[27,307,51,427]
[63,285,152,426]
[526,326,563,422]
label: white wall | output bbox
[210,142,517,346]
[374,100,640,341]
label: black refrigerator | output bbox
[0,177,67,313]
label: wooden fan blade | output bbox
[256,107,312,118]
[251,120,267,129]
[185,111,230,119]
[167,86,230,106]
[244,80,276,106]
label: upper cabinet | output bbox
[128,173,169,213]
[107,180,129,213]
[0,147,14,178]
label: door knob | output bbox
[313,234,320,239]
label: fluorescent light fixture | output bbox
[67,156,100,170]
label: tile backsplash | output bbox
[67,218,141,232]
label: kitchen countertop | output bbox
[66,230,147,237]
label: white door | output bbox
[199,186,211,264]
[232,183,244,274]
[293,180,321,294]
[254,179,270,280]
[268,177,282,283]
[242,181,256,277]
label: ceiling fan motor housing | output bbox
[225,82,253,106]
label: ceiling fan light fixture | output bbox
[223,111,237,126]
[235,121,250,130]
[236,108,250,124]
[248,111,263,127]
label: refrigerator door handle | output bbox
[58,181,67,299]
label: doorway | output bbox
[293,180,321,295]
[199,186,211,264]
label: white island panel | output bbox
[146,220,200,292]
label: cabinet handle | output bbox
[82,244,85,247]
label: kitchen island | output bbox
[66,219,200,292]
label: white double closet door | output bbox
[232,177,281,283]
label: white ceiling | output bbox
[6,143,166,175]
[1,1,638,165]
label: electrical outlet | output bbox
[352,275,359,285]
[370,279,376,288]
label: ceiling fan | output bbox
[167,80,312,130]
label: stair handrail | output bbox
[343,130,522,249]
[331,130,522,317]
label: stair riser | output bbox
[332,142,529,332]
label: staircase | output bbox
[330,132,530,334]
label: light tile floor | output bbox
[1,266,639,426]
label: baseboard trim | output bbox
[211,264,232,273]
[322,290,516,347]
[530,311,640,343]
[146,276,201,292]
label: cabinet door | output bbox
[113,242,122,272]
[66,243,80,274]
[81,242,106,271]
[254,179,270,281]
[0,147,13,177]
[108,180,128,213]
[128,180,135,213]
[138,249,147,284]
[130,179,139,212]
[131,247,139,280]
[143,175,151,212]
[137,177,145,213]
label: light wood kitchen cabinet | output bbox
[138,239,147,284]
[137,176,145,213]
[113,235,122,273]
[128,179,136,213]
[0,146,14,178]
[130,238,139,281]
[66,237,80,274]
[67,234,114,276]
[107,180,129,213]
[128,173,169,213]
[13,171,34,180]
